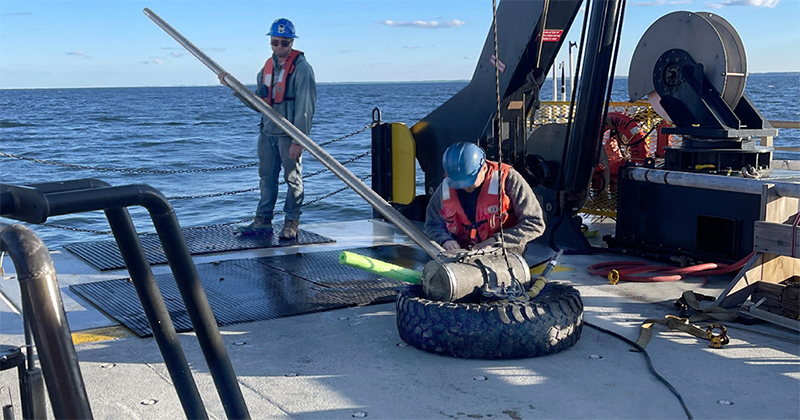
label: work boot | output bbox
[279,219,299,239]
[235,216,273,236]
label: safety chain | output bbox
[0,151,258,174]
[167,149,371,200]
[6,123,376,234]
[0,123,374,175]
[39,174,373,234]
[40,223,114,235]
[141,174,374,233]
[317,123,373,147]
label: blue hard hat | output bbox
[442,142,486,189]
[267,18,298,38]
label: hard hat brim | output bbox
[445,174,479,189]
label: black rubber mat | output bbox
[69,245,430,337]
[63,223,335,271]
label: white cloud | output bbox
[380,19,466,29]
[706,0,779,7]
[629,0,702,5]
[170,52,183,58]
[66,51,85,56]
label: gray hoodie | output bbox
[424,164,546,255]
[238,52,316,141]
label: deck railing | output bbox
[1,179,251,419]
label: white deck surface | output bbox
[1,219,799,419]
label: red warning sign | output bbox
[490,54,506,73]
[542,29,563,42]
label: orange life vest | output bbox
[440,161,517,247]
[261,49,301,105]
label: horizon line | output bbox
[1,71,798,90]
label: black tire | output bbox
[396,282,583,359]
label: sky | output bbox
[0,0,798,89]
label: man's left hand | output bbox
[289,143,303,160]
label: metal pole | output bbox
[625,167,800,198]
[142,8,444,260]
[569,41,577,99]
[552,65,557,101]
[560,62,566,101]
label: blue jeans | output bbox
[255,135,303,222]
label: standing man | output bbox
[424,142,546,255]
[223,18,317,239]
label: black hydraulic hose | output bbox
[584,322,693,420]
[0,223,93,420]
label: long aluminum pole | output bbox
[143,8,444,259]
[625,167,800,198]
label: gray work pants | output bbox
[255,134,303,222]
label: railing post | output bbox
[0,223,93,419]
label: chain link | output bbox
[40,174,374,234]
[15,122,377,235]
[0,123,374,175]
[167,149,371,200]
[0,151,259,174]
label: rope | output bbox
[489,0,525,299]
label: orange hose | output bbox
[588,252,754,283]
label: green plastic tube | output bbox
[338,251,422,284]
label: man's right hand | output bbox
[442,240,461,251]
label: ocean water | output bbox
[1,73,798,248]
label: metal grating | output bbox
[69,245,429,337]
[64,223,335,271]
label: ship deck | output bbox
[1,219,798,419]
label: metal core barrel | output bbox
[421,249,530,302]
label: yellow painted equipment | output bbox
[390,123,416,205]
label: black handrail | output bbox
[1,179,250,419]
[0,223,92,419]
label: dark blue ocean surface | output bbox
[1,74,798,248]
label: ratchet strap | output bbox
[633,291,737,350]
